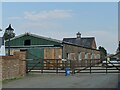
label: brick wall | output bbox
[63,44,100,60]
[1,51,26,80]
[63,44,101,67]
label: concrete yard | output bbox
[2,73,119,88]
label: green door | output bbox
[26,48,44,70]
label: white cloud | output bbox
[15,22,118,54]
[20,22,62,31]
[24,9,72,21]
[8,16,21,20]
[6,9,117,54]
[8,9,73,33]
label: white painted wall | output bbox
[0,30,5,56]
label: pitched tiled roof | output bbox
[63,38,81,45]
[7,32,62,43]
[81,37,95,48]
[63,37,95,49]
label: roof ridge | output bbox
[29,33,62,43]
[5,32,62,43]
[63,38,76,39]
[82,37,94,38]
[5,33,25,41]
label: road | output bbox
[2,73,119,88]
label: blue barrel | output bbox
[65,68,70,76]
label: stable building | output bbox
[5,32,100,69]
[5,33,63,69]
[63,32,100,61]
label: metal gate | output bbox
[26,48,44,72]
[26,59,120,74]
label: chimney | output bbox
[76,32,81,38]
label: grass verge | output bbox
[2,77,23,84]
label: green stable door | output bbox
[26,48,44,70]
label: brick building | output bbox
[5,32,100,69]
[63,32,100,61]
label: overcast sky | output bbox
[1,1,119,54]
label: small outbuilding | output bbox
[5,32,63,69]
[0,29,5,56]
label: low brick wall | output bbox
[1,51,26,80]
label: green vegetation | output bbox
[2,77,22,84]
[98,46,107,60]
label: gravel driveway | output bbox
[2,73,119,88]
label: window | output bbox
[78,52,82,60]
[96,54,100,59]
[24,39,31,46]
[85,53,88,59]
[0,37,2,46]
[66,53,69,59]
[2,37,4,45]
[67,53,76,60]
[0,37,4,46]
[91,53,94,59]
[94,55,96,59]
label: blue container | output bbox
[65,68,70,76]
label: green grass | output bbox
[2,77,23,84]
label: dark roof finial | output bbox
[6,24,14,31]
[76,32,81,38]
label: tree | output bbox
[98,46,107,60]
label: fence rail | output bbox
[26,59,120,74]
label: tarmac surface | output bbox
[2,73,119,88]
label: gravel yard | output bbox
[2,73,119,88]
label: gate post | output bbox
[26,60,28,74]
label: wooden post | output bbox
[106,59,107,74]
[26,60,28,74]
[71,60,75,75]
[56,59,58,74]
[90,59,91,74]
[41,59,43,73]
[70,60,71,69]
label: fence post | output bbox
[41,59,43,73]
[71,60,76,75]
[106,59,107,74]
[90,59,91,74]
[41,65,43,73]
[56,59,58,74]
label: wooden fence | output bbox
[26,59,120,74]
